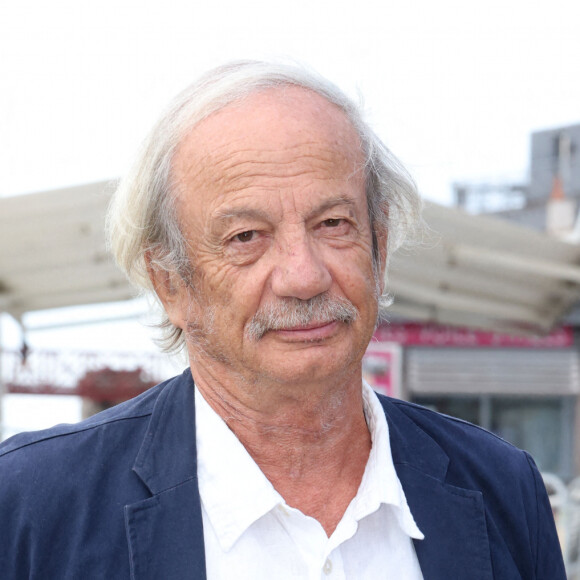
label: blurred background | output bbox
[1,0,580,572]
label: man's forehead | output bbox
[171,86,364,191]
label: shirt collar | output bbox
[356,381,424,540]
[195,387,283,551]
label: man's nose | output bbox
[270,236,332,301]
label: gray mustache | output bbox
[246,294,358,341]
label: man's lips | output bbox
[283,321,333,331]
[269,320,340,340]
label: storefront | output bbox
[363,323,579,479]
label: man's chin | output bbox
[253,345,361,385]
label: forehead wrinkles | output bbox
[180,140,363,198]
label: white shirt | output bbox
[195,382,424,579]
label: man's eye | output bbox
[323,218,342,227]
[234,230,256,242]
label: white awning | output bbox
[388,202,580,334]
[2,183,580,334]
[0,181,134,318]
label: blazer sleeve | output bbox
[524,452,567,579]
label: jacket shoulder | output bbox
[381,395,524,463]
[0,371,189,578]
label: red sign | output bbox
[372,323,573,348]
[362,343,401,398]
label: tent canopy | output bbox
[0,182,134,318]
[2,181,580,334]
[388,203,580,334]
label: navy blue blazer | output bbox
[0,369,565,579]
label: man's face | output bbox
[165,87,385,387]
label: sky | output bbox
[1,0,579,203]
[1,0,579,434]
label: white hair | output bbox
[107,60,421,353]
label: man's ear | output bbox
[145,251,188,329]
[375,225,389,289]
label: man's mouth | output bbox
[279,320,333,331]
[269,320,340,341]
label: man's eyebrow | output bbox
[213,195,357,224]
[312,196,356,215]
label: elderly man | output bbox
[0,61,565,579]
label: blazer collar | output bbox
[132,369,198,494]
[380,397,493,580]
[126,370,207,580]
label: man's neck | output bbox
[191,361,371,536]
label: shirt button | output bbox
[323,558,332,575]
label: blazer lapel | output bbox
[125,371,207,580]
[125,481,206,580]
[382,398,493,580]
[400,466,493,580]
